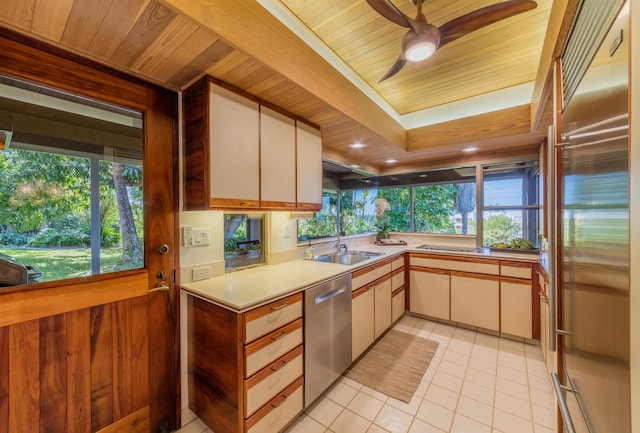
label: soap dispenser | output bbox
[304,240,314,260]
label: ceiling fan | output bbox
[367,0,538,82]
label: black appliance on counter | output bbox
[0,252,42,287]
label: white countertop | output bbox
[180,244,538,312]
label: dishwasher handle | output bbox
[315,287,347,305]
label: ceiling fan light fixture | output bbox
[404,38,437,61]
[402,25,440,62]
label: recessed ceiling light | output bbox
[385,159,398,164]
[350,164,360,169]
[349,142,366,149]
[462,147,479,153]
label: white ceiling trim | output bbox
[258,0,535,129]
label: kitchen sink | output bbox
[314,250,384,265]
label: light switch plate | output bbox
[282,222,290,239]
[193,228,210,246]
[181,226,193,247]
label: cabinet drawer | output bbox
[352,261,392,290]
[245,377,303,433]
[391,256,404,271]
[245,319,303,377]
[244,293,302,343]
[410,254,499,275]
[391,269,405,291]
[244,346,303,417]
[500,261,532,280]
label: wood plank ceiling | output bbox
[0,0,555,174]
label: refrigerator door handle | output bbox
[552,372,577,433]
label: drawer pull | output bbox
[270,359,288,371]
[270,303,288,311]
[271,331,288,341]
[270,393,289,409]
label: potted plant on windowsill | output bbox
[374,198,391,241]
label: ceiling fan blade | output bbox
[366,0,413,28]
[378,55,407,82]
[438,0,537,47]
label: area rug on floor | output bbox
[344,330,439,403]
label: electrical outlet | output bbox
[192,266,211,281]
[193,228,210,246]
[181,226,193,247]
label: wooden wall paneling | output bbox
[91,304,114,432]
[66,309,91,433]
[39,314,68,433]
[0,326,8,433]
[112,300,133,421]
[130,296,150,412]
[9,319,40,433]
[94,406,150,433]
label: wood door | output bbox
[0,29,178,433]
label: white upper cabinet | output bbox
[260,106,296,208]
[183,76,322,211]
[296,122,322,210]
[209,85,260,207]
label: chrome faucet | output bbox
[336,231,347,254]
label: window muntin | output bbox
[0,76,144,286]
[224,213,265,271]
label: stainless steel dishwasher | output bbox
[304,273,352,408]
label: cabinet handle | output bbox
[270,303,288,311]
[271,359,288,372]
[271,331,288,341]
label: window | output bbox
[0,76,144,285]
[482,161,540,247]
[297,190,338,242]
[224,213,265,271]
[413,182,476,235]
[297,161,540,248]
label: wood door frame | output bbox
[0,28,179,432]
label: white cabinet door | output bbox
[500,278,532,338]
[352,287,374,361]
[451,272,499,331]
[374,278,392,339]
[260,106,296,208]
[296,122,322,210]
[210,85,260,207]
[392,289,405,323]
[410,268,450,320]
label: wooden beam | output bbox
[158,0,407,151]
[407,105,532,151]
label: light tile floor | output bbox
[177,316,557,433]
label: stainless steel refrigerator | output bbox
[553,2,630,432]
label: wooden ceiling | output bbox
[0,0,564,175]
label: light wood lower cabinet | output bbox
[500,277,533,339]
[352,286,375,361]
[392,287,405,323]
[188,292,303,433]
[409,267,450,320]
[450,271,500,331]
[374,277,392,339]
